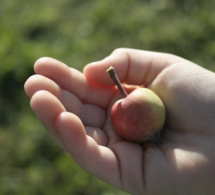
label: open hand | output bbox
[24,48,215,195]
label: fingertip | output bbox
[56,112,83,134]
[83,54,128,86]
[83,55,111,74]
[83,64,108,86]
[30,90,43,110]
[24,76,33,98]
[34,57,52,71]
[30,90,48,110]
[34,57,69,78]
[30,90,65,117]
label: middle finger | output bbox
[25,74,106,128]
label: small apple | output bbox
[107,66,165,143]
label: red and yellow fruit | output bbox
[107,66,165,143]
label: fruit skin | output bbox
[111,88,165,143]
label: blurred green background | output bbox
[0,0,215,194]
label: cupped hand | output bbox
[24,48,215,195]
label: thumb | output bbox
[83,48,177,87]
[83,49,128,86]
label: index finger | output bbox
[84,48,183,87]
[34,57,114,108]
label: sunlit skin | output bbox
[24,48,215,195]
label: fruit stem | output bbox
[106,66,128,98]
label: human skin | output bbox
[24,48,215,195]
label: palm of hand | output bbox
[25,49,215,195]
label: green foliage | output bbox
[0,0,215,194]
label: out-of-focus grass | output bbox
[0,0,215,194]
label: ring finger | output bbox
[24,75,106,128]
